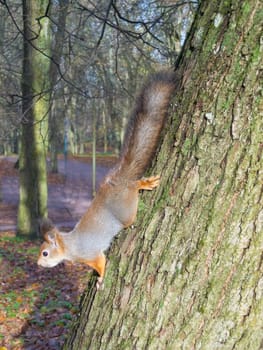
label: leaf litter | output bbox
[0,233,92,349]
[0,158,101,349]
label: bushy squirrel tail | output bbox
[110,71,177,181]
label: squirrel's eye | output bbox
[43,251,49,257]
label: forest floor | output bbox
[0,156,115,350]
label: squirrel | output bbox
[37,71,177,287]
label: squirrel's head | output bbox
[37,219,65,268]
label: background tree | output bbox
[49,0,69,173]
[0,0,195,158]
[0,0,195,237]
[0,2,22,155]
[64,0,263,348]
[17,0,52,235]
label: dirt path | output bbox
[0,156,114,231]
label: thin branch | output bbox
[77,1,165,48]
[2,1,91,97]
[95,0,113,49]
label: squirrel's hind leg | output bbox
[137,175,160,190]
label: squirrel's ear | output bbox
[44,230,58,246]
[39,218,54,236]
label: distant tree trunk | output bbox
[64,0,262,348]
[49,0,69,173]
[92,105,97,196]
[102,108,108,153]
[49,99,59,173]
[17,0,51,236]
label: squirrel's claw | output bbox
[96,276,104,290]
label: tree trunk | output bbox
[17,0,51,236]
[64,0,263,348]
[49,0,69,173]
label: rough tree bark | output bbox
[64,0,262,348]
